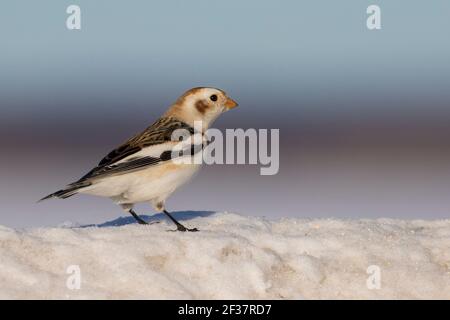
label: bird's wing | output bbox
[78,117,200,181]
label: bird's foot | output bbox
[167,224,199,232]
[137,220,160,225]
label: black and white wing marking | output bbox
[77,117,200,181]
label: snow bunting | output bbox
[40,87,238,231]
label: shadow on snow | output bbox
[81,210,216,228]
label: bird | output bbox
[40,87,238,231]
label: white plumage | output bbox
[41,87,238,231]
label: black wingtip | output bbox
[38,193,56,203]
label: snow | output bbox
[0,212,449,299]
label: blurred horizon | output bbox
[1,0,449,227]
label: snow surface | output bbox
[0,212,449,299]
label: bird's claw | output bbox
[167,225,199,232]
[137,220,160,225]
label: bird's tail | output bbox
[39,181,92,202]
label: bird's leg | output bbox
[163,209,198,232]
[128,209,148,225]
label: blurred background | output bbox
[1,0,449,227]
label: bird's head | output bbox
[166,87,238,130]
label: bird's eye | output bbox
[210,94,218,102]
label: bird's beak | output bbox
[224,97,238,110]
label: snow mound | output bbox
[0,212,449,299]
